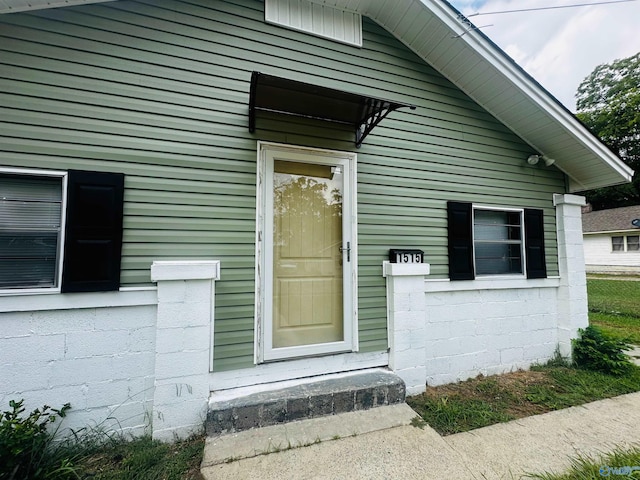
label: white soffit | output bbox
[0,0,113,14]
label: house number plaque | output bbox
[389,249,424,264]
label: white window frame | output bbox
[627,235,640,251]
[254,142,358,364]
[612,235,640,252]
[0,167,68,295]
[472,205,526,278]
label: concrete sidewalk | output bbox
[202,392,640,480]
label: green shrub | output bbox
[572,325,633,376]
[0,399,76,480]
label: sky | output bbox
[448,0,640,111]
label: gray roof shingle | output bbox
[582,205,640,233]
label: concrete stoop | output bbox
[201,403,419,470]
[205,369,406,436]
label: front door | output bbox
[258,143,356,362]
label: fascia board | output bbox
[0,0,114,14]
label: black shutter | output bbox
[447,201,475,280]
[61,170,125,293]
[524,208,547,279]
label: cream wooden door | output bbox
[258,143,356,362]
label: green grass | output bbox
[590,311,640,344]
[528,365,640,407]
[524,446,640,479]
[72,434,205,480]
[587,279,640,317]
[407,363,640,436]
[587,279,640,344]
[407,396,513,435]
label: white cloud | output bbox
[450,0,640,111]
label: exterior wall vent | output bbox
[265,0,362,47]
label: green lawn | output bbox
[587,279,640,316]
[587,279,640,343]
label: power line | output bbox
[467,0,640,17]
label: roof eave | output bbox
[584,229,640,235]
[0,0,115,14]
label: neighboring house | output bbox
[583,205,640,274]
[0,0,633,441]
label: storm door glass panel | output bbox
[272,160,344,348]
[474,209,523,275]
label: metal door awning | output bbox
[249,71,416,148]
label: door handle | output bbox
[339,242,351,262]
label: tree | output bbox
[576,51,640,210]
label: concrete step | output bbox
[201,403,418,469]
[206,369,406,436]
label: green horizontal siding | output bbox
[0,0,566,372]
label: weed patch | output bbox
[524,446,640,479]
[74,434,205,480]
[0,399,77,480]
[572,325,633,375]
[407,364,640,436]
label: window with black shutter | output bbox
[447,201,547,281]
[1,168,124,293]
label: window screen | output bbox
[0,174,63,289]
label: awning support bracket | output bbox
[356,99,399,148]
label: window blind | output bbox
[0,175,63,288]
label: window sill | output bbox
[424,276,560,293]
[0,288,157,313]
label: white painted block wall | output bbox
[423,285,559,386]
[385,272,562,394]
[0,298,157,436]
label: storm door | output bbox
[257,143,356,362]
